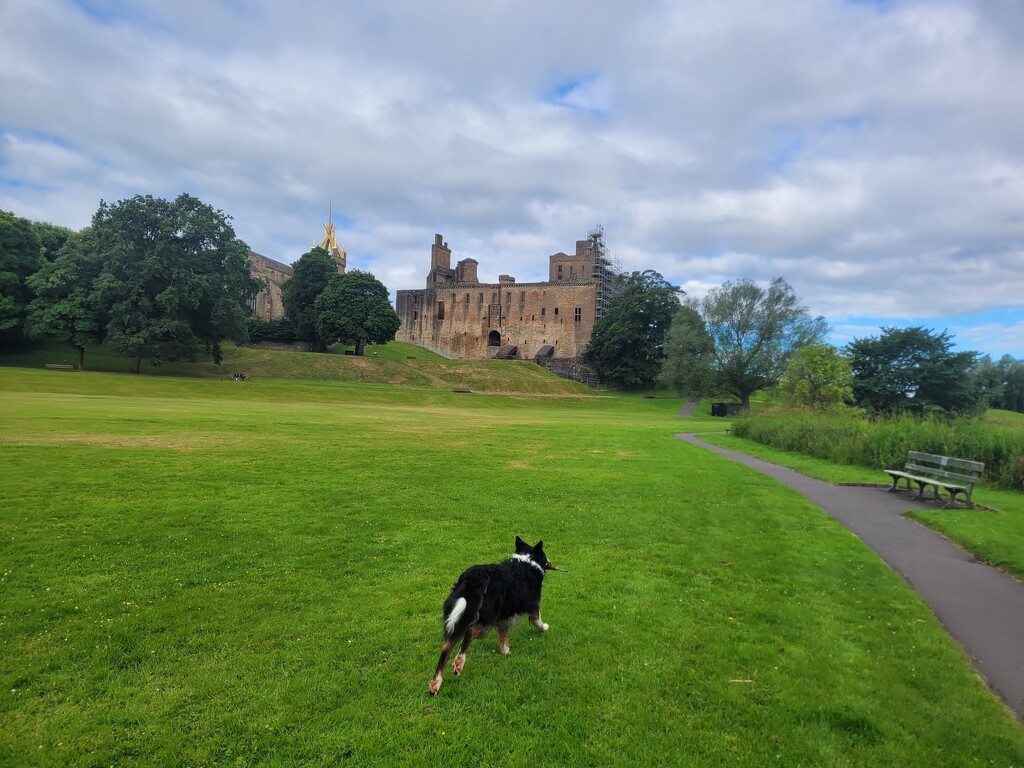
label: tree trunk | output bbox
[133,357,142,374]
[355,340,366,356]
[76,345,85,370]
[740,393,751,414]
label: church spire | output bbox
[316,199,346,274]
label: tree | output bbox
[31,221,73,262]
[777,343,854,410]
[24,229,107,369]
[90,194,259,373]
[281,247,337,352]
[583,270,681,388]
[846,326,982,415]
[0,210,42,341]
[660,277,828,412]
[657,304,717,397]
[314,270,400,355]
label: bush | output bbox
[246,316,296,344]
[731,408,1024,490]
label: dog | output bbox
[428,537,564,696]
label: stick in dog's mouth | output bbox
[546,564,569,573]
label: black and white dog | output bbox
[429,537,564,696]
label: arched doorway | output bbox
[487,330,501,347]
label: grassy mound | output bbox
[0,340,595,396]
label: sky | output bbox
[2,0,1023,359]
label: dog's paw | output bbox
[428,677,442,696]
[499,644,511,655]
[541,623,549,632]
[452,654,465,675]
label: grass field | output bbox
[0,340,593,395]
[702,432,1024,582]
[2,367,1023,766]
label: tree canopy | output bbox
[24,229,107,369]
[0,210,43,340]
[659,277,828,412]
[777,343,854,410]
[846,326,982,415]
[281,247,338,352]
[89,194,259,372]
[314,270,400,355]
[582,270,681,388]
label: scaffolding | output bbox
[587,225,623,319]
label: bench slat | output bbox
[904,463,980,484]
[907,451,984,473]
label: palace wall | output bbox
[395,234,601,360]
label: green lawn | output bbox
[701,432,1024,580]
[1,368,1022,766]
[0,340,593,395]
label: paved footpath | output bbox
[676,433,1024,720]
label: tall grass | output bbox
[731,408,1024,489]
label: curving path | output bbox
[676,432,1024,720]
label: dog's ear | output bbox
[534,540,543,550]
[515,536,529,553]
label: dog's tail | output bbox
[444,597,467,635]
[442,576,487,639]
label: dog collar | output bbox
[512,553,545,575]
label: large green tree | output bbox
[847,326,982,415]
[0,210,43,341]
[24,229,107,369]
[582,270,682,388]
[281,247,337,352]
[314,270,400,356]
[31,221,73,262]
[660,277,828,412]
[777,343,854,410]
[90,194,259,373]
[970,354,1024,413]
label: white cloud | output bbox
[2,0,1023,357]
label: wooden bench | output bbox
[44,364,75,371]
[884,451,984,509]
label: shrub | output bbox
[732,408,1024,490]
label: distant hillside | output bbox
[1,340,596,396]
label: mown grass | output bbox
[1,368,1023,766]
[0,340,592,395]
[701,431,1024,580]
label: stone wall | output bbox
[395,234,603,360]
[248,251,293,320]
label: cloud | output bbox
[1,0,1023,358]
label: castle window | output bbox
[574,307,582,322]
[413,311,418,320]
[554,307,559,316]
[519,291,525,303]
[478,292,484,304]
[465,293,470,305]
[505,292,511,304]
[437,302,445,320]
[541,307,546,317]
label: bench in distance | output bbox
[884,451,984,509]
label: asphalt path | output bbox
[676,432,1024,720]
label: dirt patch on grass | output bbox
[2,433,230,451]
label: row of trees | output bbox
[4,196,260,372]
[583,271,1024,416]
[273,247,400,355]
[2,196,401,371]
